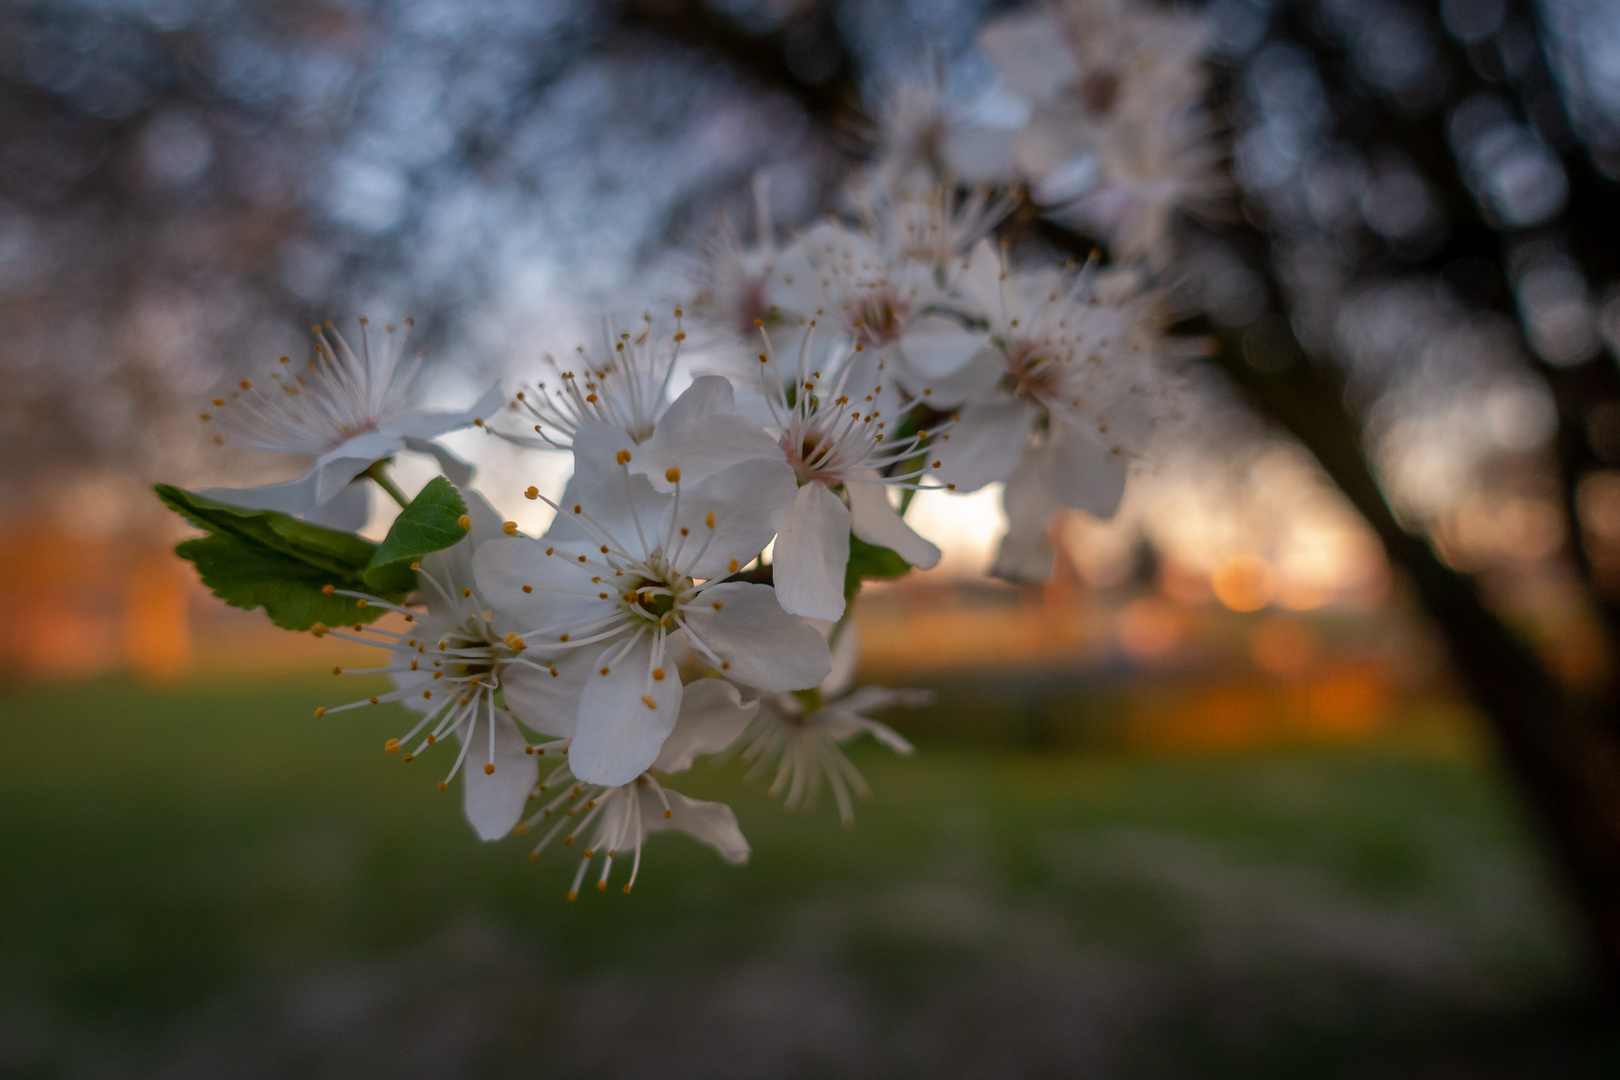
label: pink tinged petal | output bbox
[637,376,784,489]
[1039,423,1127,518]
[900,315,991,379]
[461,711,538,841]
[643,788,750,865]
[820,622,860,698]
[653,679,758,774]
[846,480,941,570]
[813,707,919,755]
[500,653,591,739]
[991,450,1061,584]
[386,382,504,440]
[976,13,1077,101]
[665,458,799,580]
[771,481,851,621]
[931,399,1033,494]
[681,581,832,690]
[569,636,682,786]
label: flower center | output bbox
[1003,339,1062,403]
[847,290,909,346]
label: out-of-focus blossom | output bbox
[199,318,500,528]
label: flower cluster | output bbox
[162,0,1206,899]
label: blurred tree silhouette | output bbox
[8,0,1620,987]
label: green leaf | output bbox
[154,484,414,632]
[154,485,380,577]
[844,533,912,605]
[176,533,389,632]
[364,476,468,588]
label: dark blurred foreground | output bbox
[2,676,1618,1079]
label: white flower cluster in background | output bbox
[170,0,1212,898]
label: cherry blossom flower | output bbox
[688,175,808,344]
[500,314,687,450]
[310,492,541,840]
[739,623,928,825]
[928,257,1171,580]
[473,420,830,787]
[198,317,500,528]
[518,678,756,899]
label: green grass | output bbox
[0,676,1615,1078]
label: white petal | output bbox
[664,458,799,581]
[990,450,1060,584]
[472,536,608,635]
[1039,423,1127,518]
[945,126,1015,183]
[812,707,919,755]
[771,481,851,621]
[905,347,1003,409]
[846,479,941,569]
[552,421,671,557]
[820,621,860,698]
[313,430,406,503]
[653,678,758,774]
[421,489,505,598]
[643,788,750,865]
[389,641,437,714]
[637,376,784,489]
[461,710,538,841]
[196,474,322,520]
[931,399,1032,494]
[386,383,504,440]
[402,436,475,488]
[500,653,592,739]
[900,316,991,379]
[304,482,369,531]
[680,581,832,690]
[569,636,682,786]
[977,12,1077,101]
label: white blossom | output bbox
[474,420,830,787]
[311,492,540,841]
[199,317,500,528]
[739,623,928,826]
[517,678,756,899]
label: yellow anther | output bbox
[596,880,607,891]
[665,467,681,483]
[600,666,610,676]
[356,599,368,608]
[566,891,578,901]
[410,561,420,570]
[369,696,380,704]
[484,763,496,775]
[460,587,471,598]
[438,781,448,791]
[503,521,519,535]
[427,734,437,744]
[332,666,342,675]
[652,668,665,681]
[457,514,471,531]
[706,511,715,529]
[720,661,730,671]
[664,809,673,819]
[514,823,528,835]
[560,633,570,642]
[641,695,657,709]
[473,417,484,427]
[313,706,327,718]
[525,486,539,499]
[385,738,401,754]
[422,690,432,699]
[616,449,632,465]
[321,584,335,595]
[212,397,224,406]
[728,559,739,572]
[403,753,414,762]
